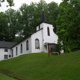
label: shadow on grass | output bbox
[0,69,23,80]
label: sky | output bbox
[0,0,62,12]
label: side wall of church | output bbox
[12,37,31,58]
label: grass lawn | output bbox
[0,51,80,80]
[0,73,16,80]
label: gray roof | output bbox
[0,41,16,49]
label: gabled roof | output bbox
[0,41,16,49]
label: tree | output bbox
[0,0,14,7]
[56,0,80,52]
[5,8,19,41]
[18,3,32,38]
[0,12,8,41]
[48,1,59,32]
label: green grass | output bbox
[0,51,80,80]
[0,73,16,80]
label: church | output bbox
[0,11,58,61]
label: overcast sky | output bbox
[0,0,62,12]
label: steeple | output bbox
[41,10,47,23]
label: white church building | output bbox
[0,11,58,61]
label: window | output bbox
[9,55,11,57]
[4,55,8,59]
[16,47,18,55]
[21,44,23,53]
[47,27,50,36]
[12,49,13,57]
[35,38,40,49]
[4,49,8,52]
[26,40,29,50]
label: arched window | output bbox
[21,44,23,53]
[35,38,40,49]
[12,49,13,57]
[26,40,29,50]
[47,27,50,36]
[16,47,18,55]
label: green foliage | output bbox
[57,0,80,52]
[0,51,80,80]
[5,8,19,41]
[0,0,14,7]
[48,2,59,32]
[0,12,8,41]
[7,0,14,6]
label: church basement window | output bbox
[4,55,8,59]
